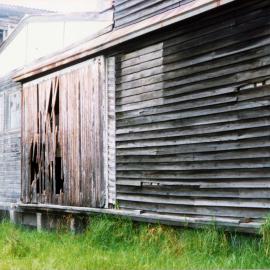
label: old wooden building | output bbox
[3,0,270,232]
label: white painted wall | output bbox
[0,13,112,77]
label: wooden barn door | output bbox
[21,57,106,207]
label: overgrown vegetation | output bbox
[0,215,270,269]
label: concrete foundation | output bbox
[0,203,89,232]
[0,202,262,234]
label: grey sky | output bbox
[0,0,111,12]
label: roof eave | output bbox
[14,0,237,82]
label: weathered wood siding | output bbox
[114,0,194,28]
[0,75,21,204]
[22,57,106,207]
[115,0,270,224]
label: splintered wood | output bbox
[22,57,106,207]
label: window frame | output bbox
[0,89,21,134]
[0,92,4,133]
[5,89,21,132]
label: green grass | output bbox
[0,215,269,269]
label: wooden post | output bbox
[70,217,76,233]
[36,212,43,231]
[9,209,16,223]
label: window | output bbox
[0,94,4,132]
[0,27,11,44]
[0,29,3,43]
[6,91,21,131]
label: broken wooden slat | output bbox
[22,58,106,207]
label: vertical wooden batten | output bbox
[106,57,117,207]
